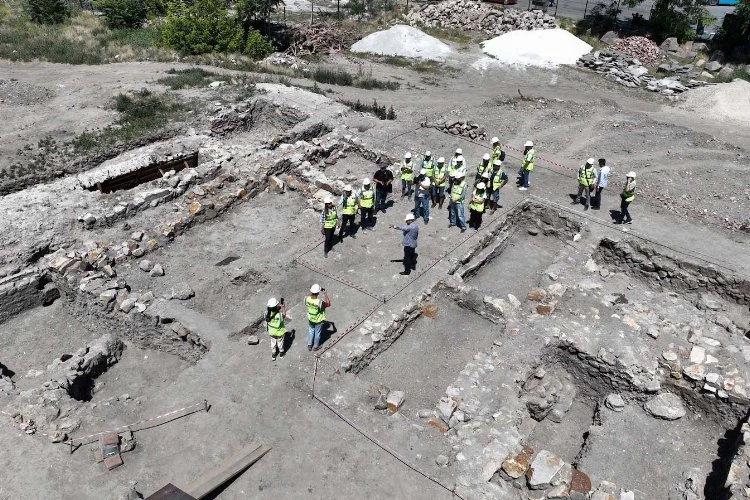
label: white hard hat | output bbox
[310,284,321,294]
[344,184,352,191]
[323,196,333,204]
[404,152,412,159]
[493,159,502,166]
[363,178,370,184]
[492,137,499,143]
[587,158,595,165]
[483,153,490,160]
[455,148,463,155]
[524,140,534,147]
[420,179,430,188]
[425,150,432,157]
[476,182,486,189]
[627,171,637,178]
[267,297,278,308]
[456,155,464,163]
[420,168,426,175]
[405,213,415,221]
[437,157,445,163]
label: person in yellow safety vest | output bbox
[448,148,463,185]
[574,158,598,210]
[448,170,467,232]
[320,196,339,258]
[359,178,375,230]
[432,157,447,209]
[266,297,287,361]
[475,153,491,186]
[468,182,487,230]
[488,159,508,213]
[616,171,637,225]
[338,184,358,242]
[490,137,504,164]
[421,151,434,179]
[401,152,414,200]
[306,283,331,351]
[518,140,535,191]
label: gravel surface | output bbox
[0,79,54,105]
[678,79,750,128]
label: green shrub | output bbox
[93,0,147,29]
[25,0,69,24]
[244,28,274,59]
[161,0,243,55]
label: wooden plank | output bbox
[183,443,270,499]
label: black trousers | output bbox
[469,209,483,229]
[323,227,336,254]
[339,214,356,238]
[403,246,416,274]
[620,199,632,222]
[360,207,374,228]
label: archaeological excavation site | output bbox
[2,5,750,498]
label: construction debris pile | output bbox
[284,23,358,56]
[577,50,711,95]
[610,36,661,65]
[261,52,308,70]
[421,118,487,141]
[406,0,557,36]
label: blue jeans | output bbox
[431,185,445,198]
[308,321,323,348]
[414,196,430,221]
[375,187,388,211]
[521,170,530,188]
[401,179,413,199]
[449,202,466,229]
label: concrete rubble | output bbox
[407,0,557,36]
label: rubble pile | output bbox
[427,119,487,141]
[406,0,557,36]
[577,50,711,95]
[284,23,358,56]
[260,52,308,70]
[610,36,661,65]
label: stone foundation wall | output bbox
[0,269,54,324]
[595,238,750,306]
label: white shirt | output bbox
[598,166,611,188]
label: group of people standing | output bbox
[574,157,637,224]
[265,138,639,359]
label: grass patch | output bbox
[156,68,230,89]
[72,89,190,154]
[0,17,105,63]
[311,67,354,86]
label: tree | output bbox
[25,0,70,24]
[93,0,147,29]
[161,0,244,54]
[623,0,709,42]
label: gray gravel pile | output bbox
[407,0,557,36]
[0,79,55,106]
[578,50,712,95]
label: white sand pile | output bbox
[678,79,750,127]
[351,25,452,61]
[480,28,592,68]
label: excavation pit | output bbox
[85,152,198,193]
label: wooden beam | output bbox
[183,443,270,499]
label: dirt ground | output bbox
[1,30,750,500]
